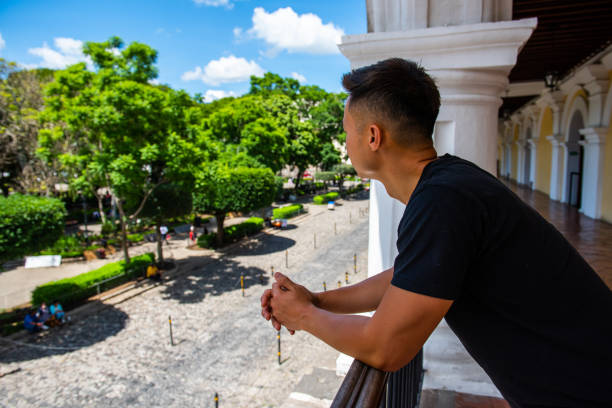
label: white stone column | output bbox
[527,139,537,188]
[547,134,564,201]
[578,127,607,218]
[515,140,525,184]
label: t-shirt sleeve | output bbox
[391,185,481,300]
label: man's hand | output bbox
[269,272,316,332]
[260,288,284,331]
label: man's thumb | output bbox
[274,272,294,288]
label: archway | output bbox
[564,111,585,208]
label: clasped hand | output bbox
[260,272,316,334]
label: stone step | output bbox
[420,389,510,408]
[281,367,343,408]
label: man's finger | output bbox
[271,316,281,331]
[274,272,295,290]
[261,289,272,307]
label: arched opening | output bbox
[564,111,585,208]
[523,127,532,187]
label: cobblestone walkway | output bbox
[0,196,370,408]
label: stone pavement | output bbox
[0,195,371,407]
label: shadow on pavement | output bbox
[0,302,128,363]
[225,234,297,257]
[161,258,269,304]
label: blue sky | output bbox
[0,0,366,100]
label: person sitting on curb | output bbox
[50,300,67,324]
[146,263,162,281]
[24,310,48,333]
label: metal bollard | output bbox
[354,253,357,274]
[323,281,327,291]
[241,274,244,297]
[271,265,274,277]
[259,272,264,284]
[168,315,174,346]
[345,271,349,284]
[277,330,281,365]
[337,280,341,288]
[214,392,219,408]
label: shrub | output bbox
[344,184,365,196]
[101,220,117,235]
[272,204,303,219]
[0,194,66,262]
[197,217,264,249]
[127,233,144,243]
[31,253,154,307]
[313,192,339,205]
[38,234,83,258]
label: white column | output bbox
[547,134,564,201]
[578,127,607,218]
[515,140,525,183]
[528,139,537,188]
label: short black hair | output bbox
[342,58,440,146]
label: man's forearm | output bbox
[313,268,393,314]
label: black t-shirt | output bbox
[391,154,612,408]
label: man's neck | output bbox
[376,146,438,205]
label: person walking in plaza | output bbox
[261,59,612,408]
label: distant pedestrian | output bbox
[24,310,47,333]
[50,300,67,324]
[160,225,169,244]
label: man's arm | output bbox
[270,273,452,371]
[261,267,393,327]
[314,267,393,314]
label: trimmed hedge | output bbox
[0,194,66,262]
[344,184,365,196]
[313,192,339,205]
[272,204,304,219]
[127,233,144,243]
[197,217,264,249]
[31,253,154,307]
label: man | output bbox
[261,58,612,407]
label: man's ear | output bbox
[367,123,383,152]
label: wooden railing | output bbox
[331,350,423,408]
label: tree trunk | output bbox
[294,169,304,193]
[156,219,164,264]
[94,192,107,224]
[215,212,225,247]
[115,199,130,263]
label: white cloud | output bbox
[28,37,92,69]
[291,72,307,83]
[181,55,265,85]
[193,0,233,8]
[233,27,243,38]
[244,7,344,55]
[203,89,237,102]
[0,33,5,51]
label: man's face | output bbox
[343,99,366,176]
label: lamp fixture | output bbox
[544,71,559,90]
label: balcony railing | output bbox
[331,350,423,408]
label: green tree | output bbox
[137,184,192,263]
[38,37,207,262]
[193,166,276,246]
[333,164,357,192]
[0,59,56,195]
[319,143,342,171]
[249,72,300,99]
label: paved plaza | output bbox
[0,196,371,407]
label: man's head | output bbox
[342,58,440,176]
